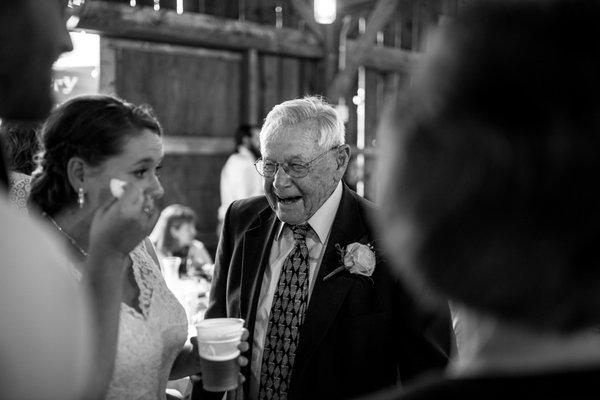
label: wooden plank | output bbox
[162,136,234,155]
[77,1,324,58]
[323,23,338,98]
[104,37,243,60]
[204,0,225,17]
[157,153,227,252]
[99,37,117,94]
[327,0,398,99]
[244,48,260,125]
[261,54,281,118]
[346,39,419,72]
[160,0,177,11]
[341,0,377,11]
[442,0,458,16]
[287,0,325,43]
[197,0,206,13]
[243,0,260,22]
[258,0,276,26]
[411,0,421,51]
[398,0,413,50]
[110,38,242,138]
[182,0,199,13]
[280,57,301,101]
[300,58,321,96]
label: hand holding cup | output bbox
[195,318,247,392]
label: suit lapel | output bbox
[292,186,367,381]
[240,206,279,337]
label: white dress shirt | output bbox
[218,146,264,221]
[249,181,343,399]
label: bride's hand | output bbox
[88,183,159,261]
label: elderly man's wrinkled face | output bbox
[262,121,348,225]
[0,0,73,119]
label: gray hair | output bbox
[260,96,345,151]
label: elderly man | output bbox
[205,96,453,400]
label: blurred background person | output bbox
[152,204,213,277]
[0,120,41,214]
[151,204,214,322]
[373,1,600,399]
[218,124,263,234]
[151,204,217,399]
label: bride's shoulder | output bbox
[131,238,161,269]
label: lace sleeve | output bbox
[8,172,31,215]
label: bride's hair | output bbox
[28,94,162,216]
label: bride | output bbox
[28,94,247,399]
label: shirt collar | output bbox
[275,180,343,244]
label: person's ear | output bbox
[66,156,87,192]
[336,145,351,171]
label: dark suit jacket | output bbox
[203,185,453,400]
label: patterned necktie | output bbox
[259,224,311,400]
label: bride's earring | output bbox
[78,187,85,208]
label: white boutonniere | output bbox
[323,242,376,282]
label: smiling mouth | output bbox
[277,195,302,205]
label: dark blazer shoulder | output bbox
[342,186,377,236]
[229,195,269,215]
[226,195,271,229]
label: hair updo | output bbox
[29,94,162,216]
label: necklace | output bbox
[43,212,88,258]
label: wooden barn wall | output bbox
[89,0,468,253]
[259,55,321,120]
[100,38,317,254]
[353,0,453,201]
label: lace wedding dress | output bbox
[106,239,188,400]
[8,172,31,215]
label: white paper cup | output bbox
[196,318,245,392]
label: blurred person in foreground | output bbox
[204,96,453,400]
[371,1,600,399]
[0,1,160,399]
[28,94,248,400]
[0,120,41,213]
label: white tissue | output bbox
[109,178,127,198]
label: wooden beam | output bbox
[327,0,398,99]
[77,1,324,58]
[162,136,234,155]
[345,39,419,72]
[287,0,325,43]
[244,48,260,125]
[340,0,377,11]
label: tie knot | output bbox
[290,224,310,242]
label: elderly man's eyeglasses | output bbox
[65,0,86,30]
[254,145,342,179]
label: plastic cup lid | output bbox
[196,318,244,341]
